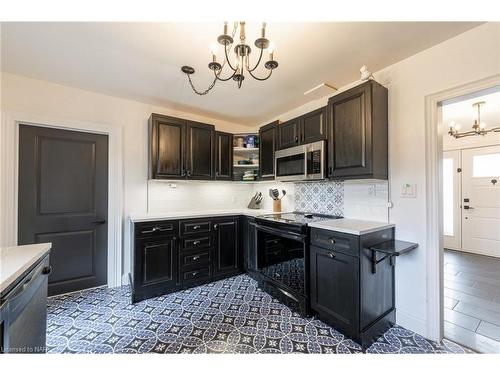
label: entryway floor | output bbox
[444,249,500,353]
[46,274,469,354]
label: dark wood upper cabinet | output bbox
[278,118,300,149]
[259,121,278,180]
[149,114,186,179]
[277,107,327,149]
[186,121,215,180]
[301,107,327,144]
[213,217,240,276]
[327,80,388,179]
[149,114,217,180]
[215,131,233,180]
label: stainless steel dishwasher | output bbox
[0,255,51,354]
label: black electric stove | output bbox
[256,212,342,227]
[253,212,342,316]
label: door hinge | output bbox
[457,168,462,173]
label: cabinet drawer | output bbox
[181,235,212,251]
[135,221,178,238]
[181,266,211,281]
[310,228,359,256]
[180,250,210,268]
[180,219,212,236]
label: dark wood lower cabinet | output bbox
[310,246,359,338]
[131,216,242,303]
[213,217,240,276]
[309,227,396,349]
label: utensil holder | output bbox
[273,200,281,212]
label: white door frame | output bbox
[424,74,500,342]
[0,111,123,288]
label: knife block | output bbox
[273,200,281,213]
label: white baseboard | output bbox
[396,310,427,338]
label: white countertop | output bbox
[130,211,394,236]
[130,209,277,222]
[0,243,52,295]
[308,218,395,235]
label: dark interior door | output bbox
[259,121,277,180]
[186,121,215,179]
[18,125,108,296]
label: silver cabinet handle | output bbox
[192,255,200,261]
[141,225,172,234]
[193,225,201,230]
[328,238,336,244]
[192,271,199,276]
[193,240,201,245]
[214,224,218,230]
[327,252,335,258]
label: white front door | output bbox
[443,150,461,250]
[461,145,500,257]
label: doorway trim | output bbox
[0,111,123,288]
[424,74,500,342]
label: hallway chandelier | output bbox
[181,21,278,95]
[448,101,500,138]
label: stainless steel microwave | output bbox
[274,140,326,181]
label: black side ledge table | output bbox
[368,240,418,273]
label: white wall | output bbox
[0,73,253,276]
[257,22,500,336]
[2,22,499,338]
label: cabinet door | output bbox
[301,107,327,144]
[186,121,215,179]
[135,236,178,291]
[259,121,277,180]
[327,82,373,178]
[278,118,300,149]
[310,245,359,337]
[243,217,257,272]
[215,131,233,180]
[213,218,240,275]
[149,114,186,179]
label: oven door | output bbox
[255,224,306,296]
[274,141,325,181]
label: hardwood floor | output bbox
[444,249,500,353]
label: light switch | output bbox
[401,183,417,198]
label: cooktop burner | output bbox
[257,212,342,225]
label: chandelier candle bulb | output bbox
[224,22,228,35]
[261,22,266,38]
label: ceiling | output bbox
[1,22,483,126]
[442,86,500,131]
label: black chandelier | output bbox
[181,21,278,95]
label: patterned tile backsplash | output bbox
[294,181,344,216]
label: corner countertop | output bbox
[308,218,395,235]
[130,209,277,223]
[0,243,52,295]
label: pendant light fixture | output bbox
[181,21,278,95]
[448,101,500,138]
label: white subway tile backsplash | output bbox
[147,179,389,223]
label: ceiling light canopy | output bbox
[181,21,278,95]
[448,101,500,138]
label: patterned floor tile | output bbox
[46,274,471,354]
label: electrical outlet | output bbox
[168,183,177,189]
[400,183,417,198]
